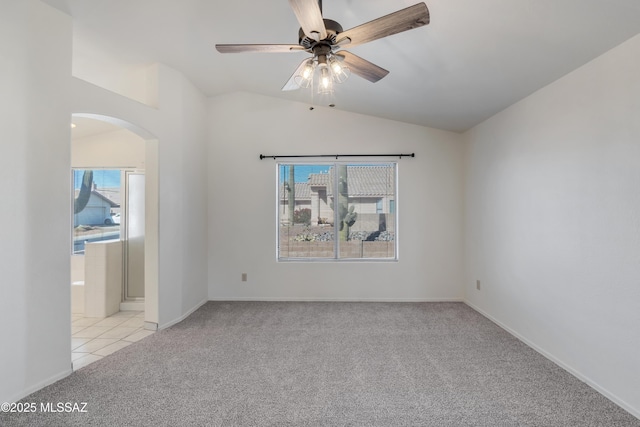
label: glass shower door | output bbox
[124,172,145,300]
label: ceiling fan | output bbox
[215,0,430,93]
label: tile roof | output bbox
[315,166,395,197]
[308,173,330,186]
[279,182,311,200]
[279,165,395,200]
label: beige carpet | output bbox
[2,302,638,426]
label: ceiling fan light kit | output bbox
[215,0,430,96]
[293,49,351,94]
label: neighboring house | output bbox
[279,166,395,228]
[279,182,312,222]
[74,190,120,226]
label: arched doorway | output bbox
[70,113,159,369]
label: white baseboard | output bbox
[158,298,208,330]
[7,368,72,404]
[144,321,158,331]
[206,297,464,302]
[464,300,640,421]
[120,301,145,311]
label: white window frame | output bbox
[276,161,399,262]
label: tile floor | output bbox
[71,310,155,371]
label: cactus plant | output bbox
[74,170,93,214]
[288,165,295,225]
[344,205,357,227]
[336,165,357,241]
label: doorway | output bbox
[70,114,159,369]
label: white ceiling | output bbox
[44,0,640,132]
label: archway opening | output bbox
[70,113,159,370]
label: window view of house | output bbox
[278,163,397,260]
[73,169,121,254]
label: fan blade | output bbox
[336,51,389,83]
[216,44,305,54]
[338,3,429,48]
[282,58,313,91]
[288,0,327,41]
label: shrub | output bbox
[293,208,312,225]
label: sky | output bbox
[73,169,120,189]
[279,164,330,183]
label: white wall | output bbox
[72,127,146,169]
[463,34,640,417]
[208,92,465,301]
[73,44,158,107]
[179,76,209,315]
[0,2,209,401]
[0,0,73,404]
[71,65,209,329]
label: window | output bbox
[72,169,122,254]
[277,163,397,260]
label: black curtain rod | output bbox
[259,153,415,160]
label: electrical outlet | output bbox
[476,280,481,290]
[241,273,247,282]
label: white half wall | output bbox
[0,0,73,404]
[463,34,640,417]
[208,92,465,301]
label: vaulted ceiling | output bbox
[43,0,640,132]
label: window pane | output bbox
[278,163,396,260]
[73,169,121,254]
[337,164,396,259]
[278,164,334,259]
